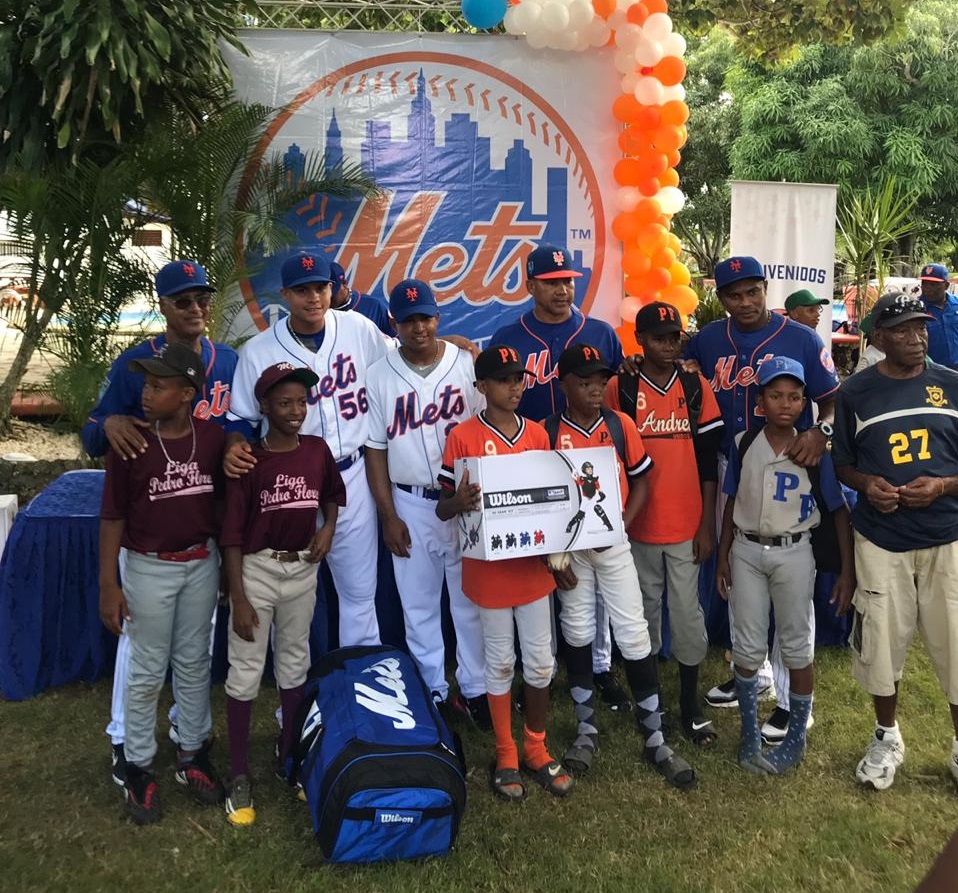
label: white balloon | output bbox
[633,76,664,106]
[504,6,524,34]
[656,186,686,215]
[526,28,549,49]
[614,50,637,74]
[615,186,641,212]
[643,11,673,42]
[661,32,687,58]
[615,23,642,53]
[616,0,635,10]
[514,1,543,32]
[540,1,571,32]
[572,29,592,51]
[568,0,595,29]
[556,28,580,50]
[586,19,611,46]
[633,37,664,67]
[621,71,639,94]
[661,83,687,102]
[607,9,627,30]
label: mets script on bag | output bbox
[354,657,416,730]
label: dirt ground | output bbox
[0,419,83,462]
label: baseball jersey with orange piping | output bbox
[606,370,723,543]
[438,413,555,609]
[547,410,653,506]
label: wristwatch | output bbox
[813,421,834,438]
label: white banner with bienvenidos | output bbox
[730,180,838,345]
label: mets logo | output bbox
[730,259,742,272]
[301,256,314,271]
[926,386,948,408]
[181,263,195,278]
[238,49,605,342]
[406,286,419,302]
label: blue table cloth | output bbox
[0,470,114,700]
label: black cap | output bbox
[557,343,613,379]
[474,344,533,381]
[871,292,935,330]
[128,343,204,391]
[635,301,684,335]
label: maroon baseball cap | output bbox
[254,362,319,400]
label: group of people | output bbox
[90,244,958,829]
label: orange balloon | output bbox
[662,284,699,316]
[614,157,643,186]
[653,57,687,87]
[626,3,649,25]
[612,93,642,124]
[639,151,669,178]
[667,149,682,167]
[661,100,690,126]
[645,0,668,12]
[669,262,692,287]
[637,176,661,197]
[676,124,688,147]
[616,323,642,356]
[619,125,650,156]
[592,0,616,17]
[634,198,661,225]
[660,168,680,187]
[647,266,671,290]
[623,247,652,278]
[652,247,677,269]
[636,106,662,130]
[611,211,642,243]
[651,125,682,154]
[637,223,668,255]
[624,275,647,298]
[667,233,683,254]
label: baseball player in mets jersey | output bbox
[687,255,839,735]
[330,261,394,336]
[492,244,626,704]
[833,292,958,793]
[365,279,489,727]
[225,252,388,647]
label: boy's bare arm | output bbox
[693,480,717,564]
[830,505,856,616]
[622,474,648,530]
[99,519,128,635]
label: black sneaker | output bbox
[111,742,127,787]
[432,692,454,727]
[124,764,162,825]
[761,706,815,745]
[451,693,493,731]
[175,739,225,806]
[594,670,633,712]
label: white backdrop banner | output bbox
[224,31,622,342]
[729,180,837,343]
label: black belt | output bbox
[740,531,804,547]
[396,483,442,501]
[337,446,364,472]
[269,550,302,562]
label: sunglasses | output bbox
[163,294,212,311]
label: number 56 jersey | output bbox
[832,362,958,552]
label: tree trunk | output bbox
[0,306,55,437]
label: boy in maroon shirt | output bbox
[219,363,346,826]
[99,343,226,825]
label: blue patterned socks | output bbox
[735,671,774,774]
[767,691,812,774]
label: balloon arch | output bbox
[461,0,695,353]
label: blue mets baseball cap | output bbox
[389,279,439,323]
[330,261,347,293]
[155,260,215,297]
[281,252,333,289]
[919,263,950,283]
[526,245,583,280]
[757,355,806,387]
[714,256,765,290]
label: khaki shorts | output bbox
[850,533,958,703]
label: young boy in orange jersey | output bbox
[606,302,724,746]
[543,344,696,788]
[437,345,574,802]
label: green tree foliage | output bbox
[673,0,907,61]
[0,0,254,167]
[729,0,958,243]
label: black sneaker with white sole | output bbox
[111,742,127,787]
[705,676,773,708]
[594,670,633,712]
[175,739,225,806]
[761,706,815,744]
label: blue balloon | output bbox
[462,0,508,30]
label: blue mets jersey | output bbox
[685,314,839,456]
[921,294,958,370]
[82,335,237,458]
[832,362,958,551]
[491,308,624,422]
[337,290,393,336]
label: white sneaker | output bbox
[856,728,905,790]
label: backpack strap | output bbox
[617,370,640,418]
[735,426,763,478]
[543,409,627,467]
[677,369,703,439]
[543,412,561,449]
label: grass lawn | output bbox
[1,645,956,893]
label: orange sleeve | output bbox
[616,409,652,477]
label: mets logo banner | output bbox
[730,180,838,344]
[225,31,620,342]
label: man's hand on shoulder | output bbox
[224,436,256,479]
[785,427,827,467]
[103,415,151,460]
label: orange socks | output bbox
[487,692,518,769]
[522,725,552,771]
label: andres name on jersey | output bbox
[354,657,416,731]
[387,386,467,439]
[637,411,691,438]
[148,460,214,500]
[259,474,320,512]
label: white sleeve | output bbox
[226,335,265,426]
[364,360,389,450]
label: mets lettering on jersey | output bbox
[386,386,466,439]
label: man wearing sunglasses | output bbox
[82,259,237,459]
[833,291,958,793]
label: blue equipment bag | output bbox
[292,645,467,864]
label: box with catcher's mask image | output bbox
[454,446,625,561]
